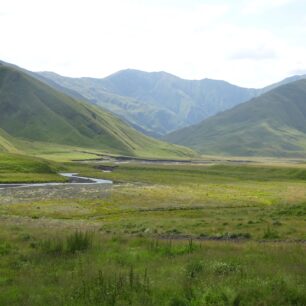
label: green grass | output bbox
[0,128,19,153]
[1,162,306,240]
[0,225,305,306]
[76,163,306,184]
[0,152,66,183]
[1,160,306,304]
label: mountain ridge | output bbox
[37,68,259,136]
[0,63,195,159]
[165,79,306,157]
[37,67,306,138]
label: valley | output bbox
[0,59,306,305]
[0,156,306,305]
[2,0,306,304]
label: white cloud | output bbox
[242,0,296,14]
[229,47,277,61]
[289,68,306,76]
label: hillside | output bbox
[0,64,194,159]
[38,69,258,136]
[0,128,19,153]
[165,79,306,157]
[260,74,306,94]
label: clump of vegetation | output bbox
[39,231,93,255]
[66,231,93,253]
[263,225,280,240]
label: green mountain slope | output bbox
[260,74,306,94]
[0,128,19,153]
[165,79,306,157]
[38,69,258,136]
[0,64,194,159]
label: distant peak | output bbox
[38,71,61,77]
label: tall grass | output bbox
[39,231,93,255]
[72,268,151,306]
[66,231,93,253]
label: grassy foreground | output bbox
[0,226,305,306]
[0,160,306,305]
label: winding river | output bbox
[0,173,113,189]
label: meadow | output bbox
[0,158,306,305]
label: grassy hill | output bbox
[0,128,19,153]
[0,152,66,183]
[165,79,306,157]
[38,69,258,136]
[0,64,194,159]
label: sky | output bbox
[1,0,306,88]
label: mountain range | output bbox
[37,69,306,137]
[37,70,259,136]
[166,79,306,157]
[2,59,306,158]
[0,63,194,159]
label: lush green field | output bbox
[0,152,65,183]
[0,225,305,306]
[3,162,305,240]
[0,160,306,305]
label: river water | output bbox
[0,173,113,189]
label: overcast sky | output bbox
[1,0,306,87]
